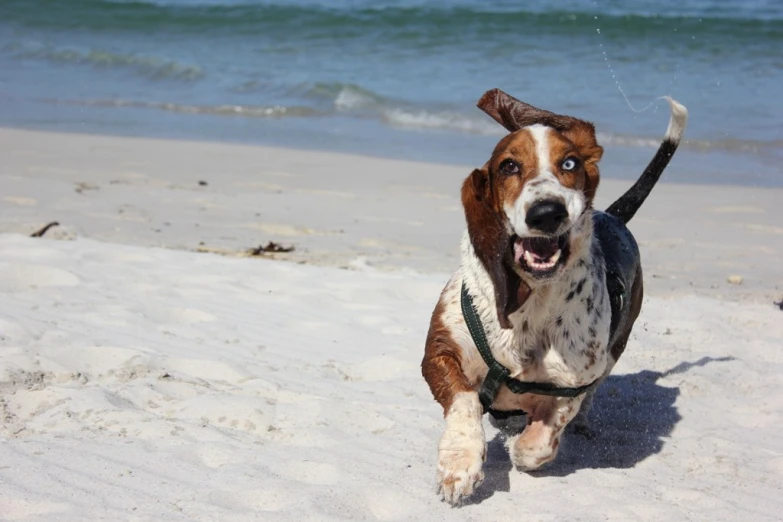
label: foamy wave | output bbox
[598,132,780,154]
[334,86,381,111]
[382,108,504,135]
[2,42,203,81]
[596,132,661,148]
[311,83,505,136]
[51,99,319,118]
[302,83,388,111]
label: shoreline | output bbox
[2,121,781,188]
[1,126,781,304]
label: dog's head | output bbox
[463,89,604,328]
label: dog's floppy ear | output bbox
[477,88,574,133]
[462,168,529,329]
[477,88,603,203]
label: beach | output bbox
[1,128,782,520]
[2,128,781,302]
[2,0,783,518]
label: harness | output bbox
[460,282,600,419]
[461,211,639,419]
[460,211,639,420]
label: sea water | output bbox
[1,0,781,185]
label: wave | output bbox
[309,84,783,152]
[44,94,782,158]
[1,41,203,81]
[382,108,502,135]
[305,83,388,111]
[385,110,783,154]
[4,0,782,41]
[308,83,503,134]
[50,98,319,118]
[596,133,782,155]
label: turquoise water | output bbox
[1,0,782,185]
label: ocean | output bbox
[1,0,782,186]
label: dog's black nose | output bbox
[526,200,568,234]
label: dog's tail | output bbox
[605,97,688,225]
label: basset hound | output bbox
[421,89,688,505]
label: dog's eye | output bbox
[499,159,520,175]
[561,157,579,171]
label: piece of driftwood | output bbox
[30,222,60,238]
[249,241,295,256]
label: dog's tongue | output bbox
[519,237,559,261]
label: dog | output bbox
[421,89,687,505]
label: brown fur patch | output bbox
[421,295,475,415]
[487,130,540,213]
[561,123,603,204]
[545,132,586,191]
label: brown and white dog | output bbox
[421,89,687,505]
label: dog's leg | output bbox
[422,298,486,505]
[436,391,486,505]
[508,395,584,470]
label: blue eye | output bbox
[561,157,579,171]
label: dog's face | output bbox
[463,89,603,327]
[491,124,595,280]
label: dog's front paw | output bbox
[436,392,486,505]
[437,440,485,505]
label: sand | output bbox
[2,128,781,302]
[1,128,782,520]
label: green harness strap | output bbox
[460,282,599,417]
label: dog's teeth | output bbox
[523,248,562,271]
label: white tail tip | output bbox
[663,96,688,144]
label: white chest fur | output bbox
[458,232,612,388]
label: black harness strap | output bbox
[460,282,600,418]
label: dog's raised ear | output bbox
[462,168,528,329]
[477,88,604,203]
[477,88,574,133]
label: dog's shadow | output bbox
[468,356,734,503]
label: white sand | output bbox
[2,128,781,302]
[1,129,783,520]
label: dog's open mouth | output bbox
[513,232,569,277]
